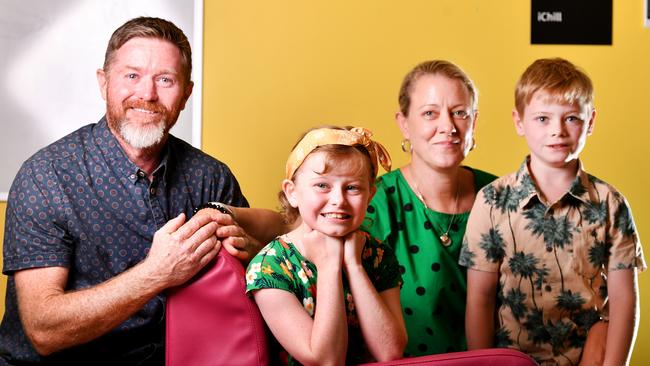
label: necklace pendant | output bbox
[439,233,451,246]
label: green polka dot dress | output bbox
[362,167,495,356]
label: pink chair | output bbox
[358,349,538,366]
[165,251,537,366]
[165,250,270,366]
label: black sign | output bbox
[531,0,612,45]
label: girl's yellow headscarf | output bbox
[285,127,392,180]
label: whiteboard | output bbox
[0,0,203,200]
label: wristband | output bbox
[193,202,235,219]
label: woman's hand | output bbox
[191,207,262,263]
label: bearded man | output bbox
[0,17,273,365]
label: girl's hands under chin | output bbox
[298,229,344,270]
[343,230,366,269]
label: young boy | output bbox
[460,58,645,365]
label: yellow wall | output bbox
[0,0,647,363]
[202,1,649,364]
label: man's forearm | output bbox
[16,263,165,355]
[18,212,220,355]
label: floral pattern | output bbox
[246,233,401,365]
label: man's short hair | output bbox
[103,16,192,84]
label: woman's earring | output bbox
[401,139,412,153]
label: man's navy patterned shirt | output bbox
[0,118,248,364]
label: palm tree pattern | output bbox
[460,159,645,365]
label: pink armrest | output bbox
[166,250,270,366]
[358,348,538,366]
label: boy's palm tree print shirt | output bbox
[459,157,645,365]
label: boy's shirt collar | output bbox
[515,155,591,209]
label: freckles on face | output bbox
[291,151,373,237]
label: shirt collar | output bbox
[516,155,591,209]
[154,143,171,182]
[511,157,539,209]
[566,160,592,204]
[93,116,170,184]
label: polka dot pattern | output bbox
[361,168,497,357]
[0,119,249,362]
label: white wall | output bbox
[0,0,202,199]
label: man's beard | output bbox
[120,119,166,149]
[106,99,181,149]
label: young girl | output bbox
[246,126,407,365]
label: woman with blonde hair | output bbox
[362,60,496,357]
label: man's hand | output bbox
[14,212,221,356]
[143,213,221,287]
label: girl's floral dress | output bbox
[246,232,402,365]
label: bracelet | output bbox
[193,202,235,219]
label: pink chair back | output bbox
[358,348,538,366]
[165,252,537,366]
[166,250,270,366]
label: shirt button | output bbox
[150,188,156,195]
[138,171,145,177]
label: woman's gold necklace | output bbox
[412,177,460,247]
